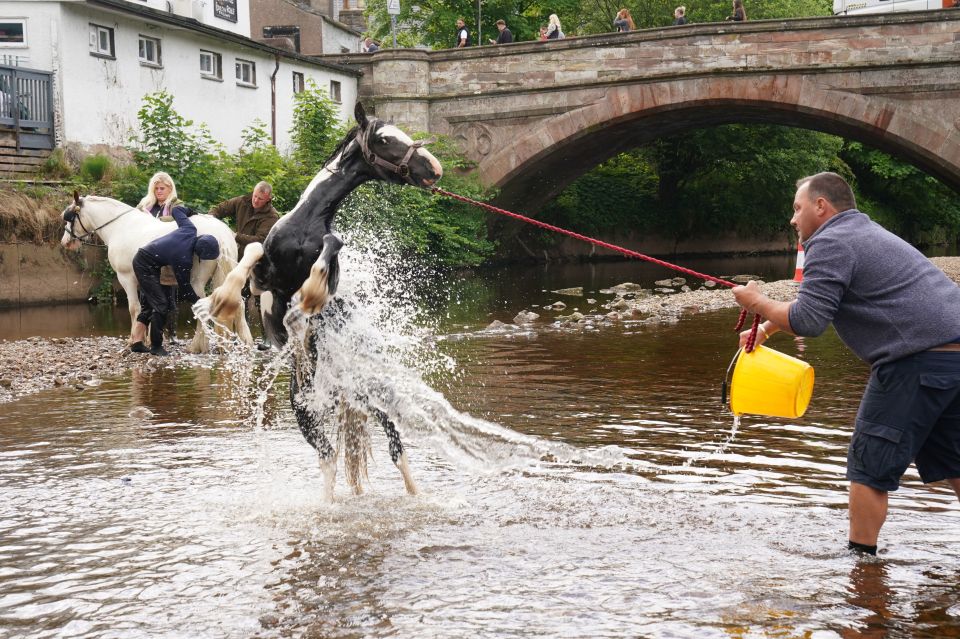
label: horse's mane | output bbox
[324,124,361,169]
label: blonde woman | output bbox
[614,8,635,32]
[132,171,182,347]
[546,13,563,39]
[137,171,181,219]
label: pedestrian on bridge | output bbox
[455,18,470,47]
[673,6,687,25]
[545,14,563,39]
[727,0,747,21]
[732,171,960,556]
[614,8,635,32]
[489,19,513,44]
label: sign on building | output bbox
[214,0,238,23]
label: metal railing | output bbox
[0,63,54,150]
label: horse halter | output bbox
[358,123,434,186]
[63,204,94,242]
[63,201,134,244]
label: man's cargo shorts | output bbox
[848,350,960,491]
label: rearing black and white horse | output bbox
[208,103,442,500]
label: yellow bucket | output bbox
[726,345,815,418]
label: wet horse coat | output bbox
[217,103,442,498]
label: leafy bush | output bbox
[128,90,224,208]
[290,80,345,173]
[539,124,843,245]
[40,148,72,180]
[79,154,114,184]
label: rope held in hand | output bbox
[430,186,763,350]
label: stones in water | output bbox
[514,310,540,324]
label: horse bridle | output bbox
[357,122,434,186]
[63,200,135,244]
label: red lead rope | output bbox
[430,187,763,350]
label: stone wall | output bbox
[0,242,107,307]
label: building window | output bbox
[89,23,114,58]
[200,49,222,80]
[292,71,304,94]
[329,80,341,103]
[0,20,26,46]
[235,59,256,87]
[138,35,162,67]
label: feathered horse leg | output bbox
[372,407,417,495]
[201,242,265,345]
[298,233,343,315]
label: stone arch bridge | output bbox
[336,11,960,214]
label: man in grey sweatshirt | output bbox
[733,171,960,555]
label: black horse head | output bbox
[353,103,443,189]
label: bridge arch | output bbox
[485,75,960,211]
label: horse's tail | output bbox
[338,401,372,494]
[211,244,237,290]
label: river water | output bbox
[1,253,959,638]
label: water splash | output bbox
[234,224,639,476]
[683,414,741,467]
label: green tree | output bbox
[650,125,843,241]
[339,134,496,266]
[364,0,589,48]
[842,141,960,244]
[539,124,843,244]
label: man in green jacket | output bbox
[209,181,280,259]
[209,181,280,344]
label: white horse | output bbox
[60,193,252,353]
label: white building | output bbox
[0,0,360,155]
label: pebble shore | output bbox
[3,257,959,405]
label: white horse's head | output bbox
[61,193,138,251]
[60,191,84,251]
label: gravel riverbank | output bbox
[3,257,960,405]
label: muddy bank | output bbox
[3,257,960,405]
[0,337,234,405]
